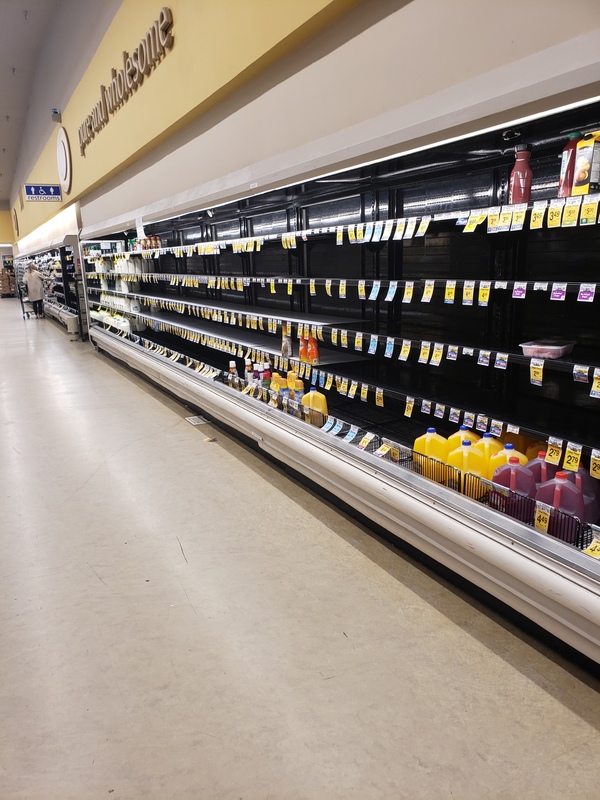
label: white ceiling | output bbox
[0,0,121,210]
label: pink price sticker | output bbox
[512,282,527,299]
[550,282,567,301]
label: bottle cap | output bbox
[310,387,317,391]
[229,360,236,367]
[483,433,492,438]
[538,451,547,459]
[567,131,582,139]
[426,427,436,433]
[253,363,260,370]
[515,143,531,152]
[459,425,467,431]
[462,440,471,446]
[556,471,567,480]
[504,443,514,450]
[509,457,520,464]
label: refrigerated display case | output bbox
[83,100,600,662]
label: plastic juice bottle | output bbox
[244,359,253,382]
[473,433,503,468]
[307,336,320,366]
[488,443,528,480]
[299,337,308,362]
[414,428,449,462]
[301,387,328,427]
[447,426,480,450]
[228,360,238,387]
[492,457,536,522]
[293,379,305,410]
[564,466,600,524]
[261,363,271,391]
[508,144,533,204]
[557,133,582,197]
[252,363,261,386]
[501,431,529,453]
[525,441,547,461]
[535,472,586,541]
[447,440,486,481]
[526,451,559,490]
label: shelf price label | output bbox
[591,368,600,399]
[361,383,369,401]
[418,341,431,363]
[374,443,391,458]
[446,345,458,361]
[325,279,332,296]
[445,280,456,304]
[340,330,348,348]
[348,225,356,244]
[580,194,600,226]
[510,203,528,231]
[512,281,527,299]
[339,279,346,298]
[287,280,293,295]
[577,283,596,302]
[331,328,338,345]
[434,403,445,419]
[462,212,479,233]
[545,437,563,466]
[317,325,324,341]
[550,282,567,301]
[393,219,406,240]
[384,337,395,357]
[487,206,501,233]
[530,358,544,386]
[449,408,461,424]
[534,501,552,533]
[562,196,582,227]
[583,539,600,559]
[375,387,384,407]
[402,281,414,303]
[490,419,503,437]
[563,442,582,472]
[356,223,365,242]
[310,279,316,296]
[371,221,384,242]
[415,215,431,237]
[348,381,358,399]
[547,198,565,228]
[336,226,344,245]
[354,331,363,350]
[498,206,513,232]
[478,281,491,306]
[358,279,366,299]
[270,279,276,294]
[530,200,547,229]
[430,343,444,366]
[399,339,411,361]
[462,281,475,306]
[421,279,435,303]
[463,411,475,428]
[343,425,359,443]
[573,364,589,383]
[357,432,375,451]
[368,335,379,355]
[404,396,414,417]
[325,374,333,390]
[591,449,600,480]
[384,281,398,302]
[381,220,394,240]
[369,281,381,301]
[494,352,508,370]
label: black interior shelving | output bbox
[84,99,600,463]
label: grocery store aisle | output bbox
[1,299,600,800]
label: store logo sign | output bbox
[78,7,174,157]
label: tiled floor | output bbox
[1,299,599,799]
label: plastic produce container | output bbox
[519,339,575,359]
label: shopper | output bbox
[23,264,46,318]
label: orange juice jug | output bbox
[447,426,480,450]
[473,433,503,469]
[413,428,449,462]
[488,443,528,480]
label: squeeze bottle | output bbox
[508,144,533,204]
[488,443,528,480]
[473,433,503,468]
[307,336,320,366]
[526,451,559,490]
[447,426,480,449]
[413,428,449,462]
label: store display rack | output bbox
[84,100,600,662]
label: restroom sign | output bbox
[25,184,62,202]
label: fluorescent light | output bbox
[0,242,12,247]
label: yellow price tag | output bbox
[562,197,581,227]
[404,397,414,417]
[422,280,435,302]
[325,279,332,296]
[336,226,344,245]
[339,280,346,299]
[530,358,544,386]
[402,282,414,303]
[348,381,358,399]
[287,281,293,295]
[530,200,547,229]
[478,282,491,306]
[376,387,384,407]
[356,223,364,242]
[360,384,369,401]
[445,280,456,303]
[487,208,500,232]
[463,213,478,233]
[358,280,366,299]
[374,443,391,458]
[463,282,474,304]
[591,449,600,480]
[591,368,600,398]
[563,442,582,472]
[355,332,363,350]
[340,378,349,395]
[545,439,563,466]
[400,340,411,360]
[270,280,276,294]
[547,199,565,228]
[583,538,600,559]
[418,341,431,363]
[325,374,333,390]
[348,225,356,243]
[310,279,316,295]
[511,205,527,229]
[340,330,348,347]
[580,195,599,226]
[498,209,513,231]
[534,502,551,533]
[317,325,324,341]
[430,344,444,366]
[357,434,372,450]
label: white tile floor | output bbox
[1,298,600,799]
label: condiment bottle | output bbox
[508,144,533,204]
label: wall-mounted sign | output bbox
[56,127,72,194]
[78,7,174,157]
[24,184,62,202]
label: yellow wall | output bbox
[0,211,13,242]
[12,0,359,241]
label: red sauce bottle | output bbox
[557,132,582,197]
[508,144,533,204]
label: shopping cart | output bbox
[17,282,34,319]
